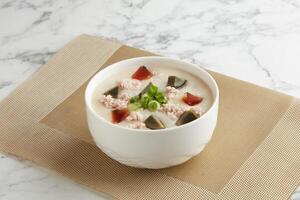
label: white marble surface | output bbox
[0,0,299,199]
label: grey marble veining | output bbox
[0,0,299,199]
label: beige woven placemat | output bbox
[0,34,299,199]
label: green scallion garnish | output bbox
[148,100,160,112]
[128,82,167,112]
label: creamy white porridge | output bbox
[92,65,213,130]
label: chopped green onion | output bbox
[127,83,168,112]
[141,94,151,108]
[148,84,158,96]
[154,92,167,104]
[129,95,140,103]
[148,100,160,112]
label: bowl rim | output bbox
[85,56,219,134]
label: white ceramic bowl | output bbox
[85,56,219,169]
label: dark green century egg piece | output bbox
[144,115,166,130]
[103,86,119,98]
[175,110,199,126]
[167,76,187,89]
